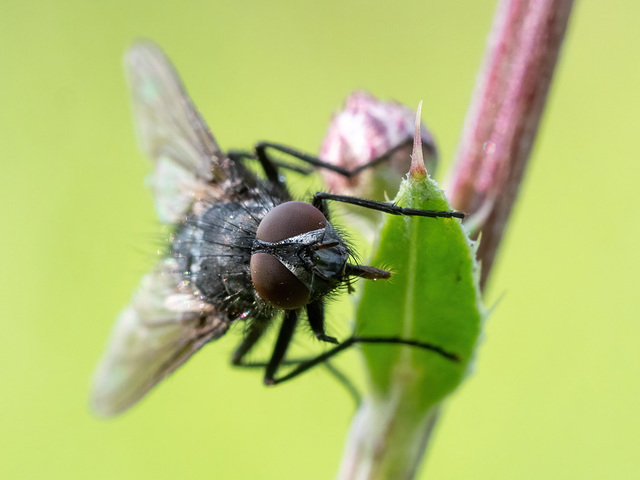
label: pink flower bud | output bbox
[319,91,437,200]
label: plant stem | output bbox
[337,394,440,480]
[447,0,574,290]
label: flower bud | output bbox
[319,91,438,200]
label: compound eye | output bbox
[251,202,326,309]
[256,201,327,242]
[250,253,310,309]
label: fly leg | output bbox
[263,309,298,385]
[230,139,429,192]
[227,150,313,184]
[306,300,338,344]
[265,335,460,386]
[253,140,420,179]
[312,192,465,219]
[230,310,299,385]
[230,318,270,366]
[231,308,360,405]
[234,353,361,406]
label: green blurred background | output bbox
[1,0,639,478]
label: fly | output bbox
[90,40,464,417]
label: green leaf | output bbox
[356,172,484,410]
[338,107,485,479]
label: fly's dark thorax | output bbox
[172,195,280,322]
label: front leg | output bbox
[263,309,299,385]
[306,300,338,344]
[312,192,465,219]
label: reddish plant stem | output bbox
[447,0,574,290]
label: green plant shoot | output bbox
[339,106,485,479]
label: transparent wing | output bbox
[91,259,229,417]
[125,40,232,223]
